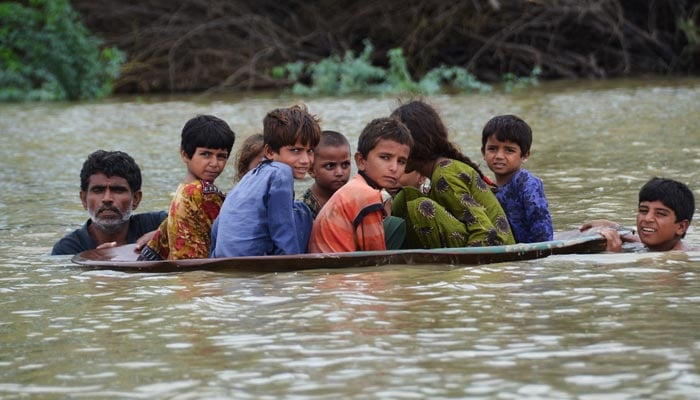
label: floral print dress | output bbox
[140,180,224,260]
[392,159,515,248]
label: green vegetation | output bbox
[270,40,539,96]
[679,18,699,45]
[0,0,124,101]
[66,1,698,94]
[502,67,541,93]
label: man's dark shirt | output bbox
[51,211,167,255]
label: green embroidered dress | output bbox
[392,159,515,248]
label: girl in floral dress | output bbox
[139,115,235,260]
[390,100,515,248]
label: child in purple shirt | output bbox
[481,115,553,243]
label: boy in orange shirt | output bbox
[308,117,413,253]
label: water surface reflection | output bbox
[1,78,699,398]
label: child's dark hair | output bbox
[80,150,142,192]
[181,115,236,159]
[319,130,350,150]
[639,177,695,228]
[481,114,532,154]
[390,100,487,179]
[357,117,413,157]
[234,133,264,182]
[263,105,321,152]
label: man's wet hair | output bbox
[80,150,142,193]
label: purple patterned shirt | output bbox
[495,169,553,243]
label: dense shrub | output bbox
[0,0,123,101]
[71,1,700,95]
[271,40,542,96]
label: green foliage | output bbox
[384,47,419,93]
[502,67,541,93]
[276,39,386,96]
[272,40,546,96]
[0,0,124,101]
[678,17,699,46]
[420,66,493,94]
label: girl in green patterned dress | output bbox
[390,100,515,248]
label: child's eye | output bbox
[340,162,351,169]
[323,163,336,170]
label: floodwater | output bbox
[1,78,699,399]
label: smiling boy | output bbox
[308,117,413,253]
[210,105,321,257]
[582,177,696,252]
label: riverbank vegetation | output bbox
[0,0,123,101]
[269,40,511,96]
[71,0,699,95]
[2,1,699,100]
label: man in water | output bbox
[52,150,167,255]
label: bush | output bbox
[502,67,541,93]
[272,39,387,96]
[0,0,124,101]
[271,40,545,96]
[272,40,497,96]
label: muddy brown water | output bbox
[1,78,699,398]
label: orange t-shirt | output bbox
[308,174,386,253]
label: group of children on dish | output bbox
[138,99,692,260]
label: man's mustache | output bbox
[97,205,122,215]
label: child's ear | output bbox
[180,149,190,162]
[354,152,365,171]
[263,144,276,160]
[522,150,531,162]
[676,219,690,237]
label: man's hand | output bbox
[96,241,117,250]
